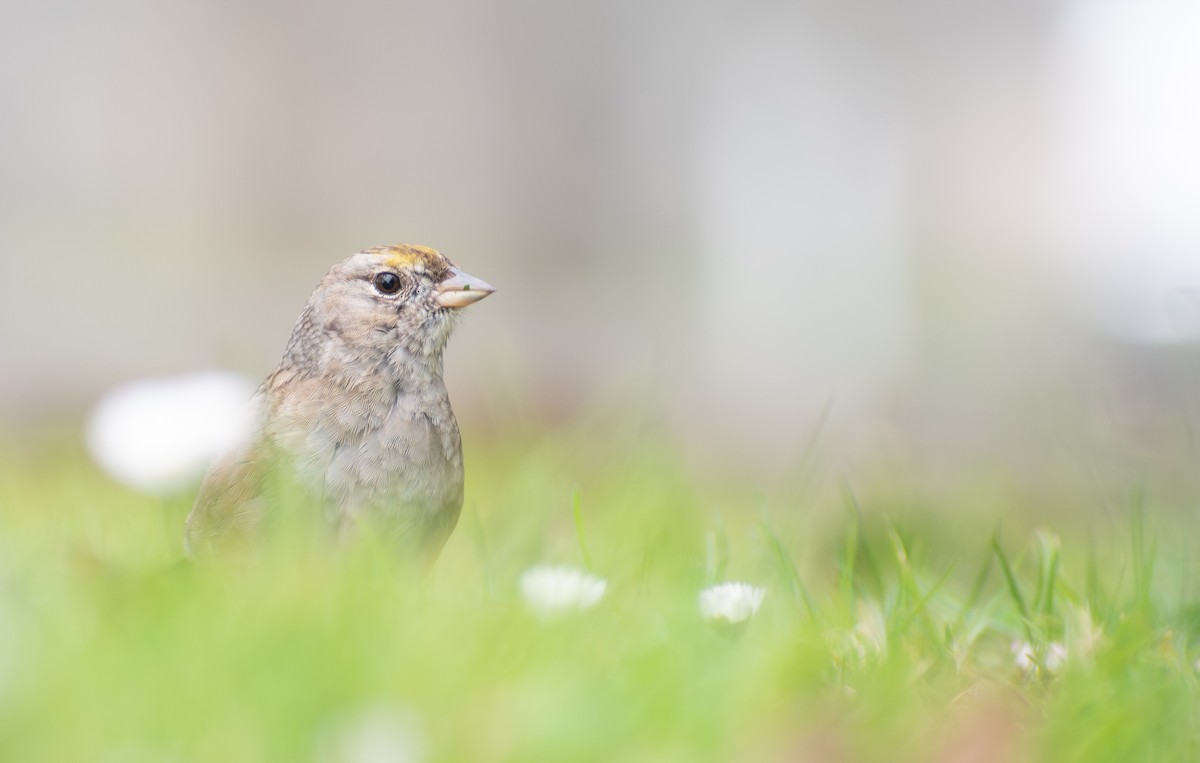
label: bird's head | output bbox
[297,244,495,375]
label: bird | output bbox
[184,244,494,562]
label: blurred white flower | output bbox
[849,600,887,660]
[316,703,426,763]
[1012,640,1067,676]
[1012,640,1036,673]
[85,371,256,495]
[1045,642,1068,672]
[1065,604,1104,663]
[698,582,766,624]
[519,565,607,618]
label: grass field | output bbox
[0,413,1198,762]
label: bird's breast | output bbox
[319,391,464,523]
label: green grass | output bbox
[1,418,1199,762]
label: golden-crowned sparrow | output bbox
[185,244,494,560]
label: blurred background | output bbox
[3,0,1199,493]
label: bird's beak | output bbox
[435,267,496,308]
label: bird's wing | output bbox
[184,436,270,556]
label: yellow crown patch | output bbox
[364,244,446,273]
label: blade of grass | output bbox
[1130,492,1156,616]
[843,484,883,596]
[839,516,858,621]
[887,528,943,644]
[761,519,817,621]
[894,561,957,645]
[1042,536,1060,617]
[992,531,1034,642]
[705,517,730,584]
[466,502,494,600]
[960,542,994,620]
[571,486,593,571]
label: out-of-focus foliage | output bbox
[0,417,1197,762]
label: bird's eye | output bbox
[374,272,402,294]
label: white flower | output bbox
[1045,642,1068,672]
[848,600,887,660]
[1012,640,1037,674]
[316,703,426,763]
[85,371,256,495]
[1012,640,1067,675]
[698,582,766,624]
[1065,605,1104,662]
[519,565,607,618]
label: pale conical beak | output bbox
[435,267,496,308]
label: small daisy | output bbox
[698,582,766,624]
[519,565,607,618]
